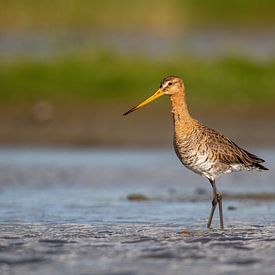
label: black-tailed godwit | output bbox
[123,76,268,229]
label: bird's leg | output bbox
[217,191,224,230]
[207,179,217,229]
[207,179,224,230]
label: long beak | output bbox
[123,89,165,116]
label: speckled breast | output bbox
[173,135,226,180]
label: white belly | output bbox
[174,145,225,180]
[185,152,218,179]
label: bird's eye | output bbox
[168,82,173,86]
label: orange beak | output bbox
[123,89,165,116]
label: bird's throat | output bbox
[169,91,194,142]
[170,91,191,124]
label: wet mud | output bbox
[1,223,275,275]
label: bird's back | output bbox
[174,119,268,180]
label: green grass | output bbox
[0,0,275,32]
[0,52,275,108]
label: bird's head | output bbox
[160,76,184,96]
[123,76,184,116]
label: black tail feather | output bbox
[253,163,269,171]
[244,150,265,163]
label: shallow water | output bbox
[0,147,274,274]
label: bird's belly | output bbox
[184,153,218,178]
[174,141,222,179]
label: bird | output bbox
[123,76,268,230]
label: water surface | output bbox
[0,147,274,275]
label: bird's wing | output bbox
[202,125,265,168]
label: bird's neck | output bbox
[170,91,192,124]
[169,91,195,140]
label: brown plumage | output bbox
[124,76,268,229]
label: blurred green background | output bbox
[0,0,274,146]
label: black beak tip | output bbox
[123,108,135,116]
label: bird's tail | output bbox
[244,150,269,171]
[252,162,269,171]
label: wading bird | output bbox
[123,76,268,229]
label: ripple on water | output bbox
[0,148,274,274]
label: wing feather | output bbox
[198,124,267,170]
